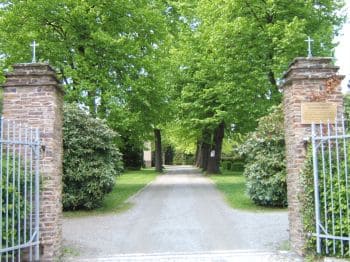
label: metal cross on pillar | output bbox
[30,40,39,63]
[305,36,314,58]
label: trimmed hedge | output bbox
[221,158,245,172]
[63,104,122,210]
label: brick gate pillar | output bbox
[281,57,344,255]
[3,63,64,261]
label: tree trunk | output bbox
[154,128,163,173]
[195,141,201,167]
[201,142,210,171]
[200,129,211,171]
[207,122,225,174]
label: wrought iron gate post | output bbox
[311,123,322,253]
[34,128,40,261]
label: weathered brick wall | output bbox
[281,57,344,255]
[3,63,64,261]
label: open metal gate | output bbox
[0,118,40,261]
[311,118,350,256]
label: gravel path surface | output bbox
[63,166,290,260]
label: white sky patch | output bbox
[335,0,350,92]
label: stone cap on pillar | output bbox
[3,63,65,93]
[281,57,341,86]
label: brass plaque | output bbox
[301,102,337,124]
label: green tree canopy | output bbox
[0,0,176,153]
[164,0,345,173]
[0,0,346,172]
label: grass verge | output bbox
[210,170,286,212]
[64,169,157,218]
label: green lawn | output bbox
[210,170,286,212]
[64,169,158,218]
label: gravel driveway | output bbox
[63,166,290,260]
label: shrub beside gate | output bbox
[63,104,123,210]
[238,105,287,207]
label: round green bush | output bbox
[238,105,287,207]
[63,104,122,210]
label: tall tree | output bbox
[167,0,345,173]
[0,0,178,169]
[0,0,345,173]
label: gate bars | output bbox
[0,118,40,261]
[312,117,350,256]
